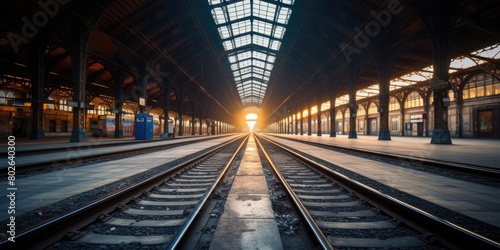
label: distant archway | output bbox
[245,113,258,131]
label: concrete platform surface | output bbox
[210,135,283,250]
[268,133,500,168]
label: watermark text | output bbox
[6,136,16,242]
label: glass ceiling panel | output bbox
[273,26,286,39]
[211,8,227,25]
[254,20,273,37]
[276,7,292,24]
[227,0,251,22]
[208,0,295,107]
[233,34,252,48]
[253,1,276,21]
[218,26,230,39]
[223,40,234,50]
[229,20,252,37]
[208,0,222,5]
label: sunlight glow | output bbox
[245,113,258,131]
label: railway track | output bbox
[0,134,248,250]
[255,134,500,249]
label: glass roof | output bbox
[208,0,295,107]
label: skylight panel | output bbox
[208,0,222,5]
[472,43,499,58]
[267,55,276,63]
[237,51,252,61]
[254,60,266,68]
[223,40,234,50]
[239,73,253,79]
[252,51,268,61]
[233,34,252,48]
[230,20,252,37]
[218,26,231,39]
[336,95,349,106]
[228,55,237,63]
[273,26,286,39]
[276,7,292,24]
[253,0,277,21]
[240,67,252,74]
[253,68,264,75]
[254,34,270,48]
[208,0,295,107]
[254,20,273,37]
[227,0,251,22]
[241,80,253,86]
[211,8,227,25]
[238,59,252,68]
[269,40,281,50]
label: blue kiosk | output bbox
[135,113,153,140]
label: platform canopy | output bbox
[0,0,499,125]
[207,0,295,108]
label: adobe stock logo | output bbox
[340,0,403,63]
[7,0,71,54]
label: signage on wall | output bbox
[410,114,423,123]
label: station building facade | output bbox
[270,60,500,139]
[0,89,227,138]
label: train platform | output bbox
[0,134,232,169]
[210,134,283,250]
[0,134,207,154]
[0,135,242,222]
[260,133,500,229]
[266,134,500,169]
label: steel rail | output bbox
[254,135,334,250]
[165,133,250,249]
[257,134,500,250]
[0,134,247,250]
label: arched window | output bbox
[335,110,343,120]
[59,99,73,111]
[343,109,350,132]
[357,105,366,117]
[45,97,55,110]
[368,103,378,115]
[6,92,14,105]
[448,89,455,102]
[463,73,500,100]
[0,91,6,105]
[389,97,400,111]
[87,104,96,114]
[60,99,66,111]
[405,91,423,108]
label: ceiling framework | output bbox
[0,0,499,126]
[207,0,295,108]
